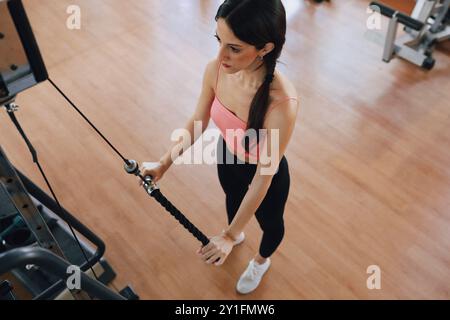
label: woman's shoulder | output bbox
[205,57,221,73]
[270,70,299,106]
[203,58,221,91]
[262,69,299,128]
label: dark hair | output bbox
[215,0,286,153]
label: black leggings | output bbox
[216,136,290,258]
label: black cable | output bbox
[6,77,213,298]
[5,106,37,163]
[5,107,100,297]
[46,79,211,247]
[47,78,131,166]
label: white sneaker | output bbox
[236,258,271,294]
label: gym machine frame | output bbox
[0,146,124,300]
[2,0,213,299]
[0,0,126,300]
[370,0,450,70]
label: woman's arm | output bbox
[159,59,218,170]
[224,98,299,239]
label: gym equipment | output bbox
[0,0,136,300]
[0,147,122,299]
[0,214,38,251]
[370,0,450,70]
[124,160,210,245]
[1,0,212,300]
[0,247,124,300]
[0,0,48,106]
[0,280,16,300]
[45,80,212,246]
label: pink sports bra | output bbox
[210,61,297,162]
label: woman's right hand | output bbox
[138,161,168,185]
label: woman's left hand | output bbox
[197,233,234,266]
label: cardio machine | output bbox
[370,0,450,70]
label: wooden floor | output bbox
[1,0,449,299]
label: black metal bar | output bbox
[0,247,125,300]
[370,2,425,30]
[7,0,48,82]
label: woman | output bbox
[141,0,298,294]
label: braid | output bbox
[264,58,276,84]
[242,55,278,154]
